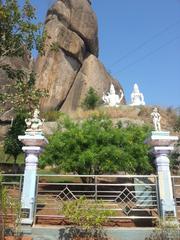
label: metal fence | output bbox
[0,174,23,199]
[34,174,159,225]
[0,174,159,226]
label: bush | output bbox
[82,87,101,110]
[62,196,112,239]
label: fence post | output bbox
[95,176,97,201]
[145,131,178,219]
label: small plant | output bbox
[62,196,113,239]
[82,87,101,110]
[50,42,60,52]
[0,174,22,240]
[146,218,180,240]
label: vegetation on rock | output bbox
[82,87,101,110]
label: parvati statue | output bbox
[130,83,145,106]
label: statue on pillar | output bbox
[25,109,44,134]
[130,83,145,106]
[18,108,48,224]
[151,108,161,131]
[102,84,124,107]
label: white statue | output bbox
[25,109,44,133]
[102,84,124,107]
[151,108,161,131]
[130,83,145,106]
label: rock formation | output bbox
[36,0,125,113]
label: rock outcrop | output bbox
[61,54,123,112]
[36,0,125,112]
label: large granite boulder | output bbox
[61,54,125,113]
[68,0,98,56]
[36,49,81,111]
[36,0,125,112]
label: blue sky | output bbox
[23,0,180,108]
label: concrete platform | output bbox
[30,225,155,240]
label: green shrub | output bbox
[62,196,112,239]
[82,87,101,110]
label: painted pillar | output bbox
[146,131,178,219]
[18,134,48,224]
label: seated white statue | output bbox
[25,109,44,133]
[102,84,124,107]
[130,83,145,106]
[151,108,161,131]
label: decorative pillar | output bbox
[18,109,48,225]
[146,131,178,219]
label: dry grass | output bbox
[68,105,178,132]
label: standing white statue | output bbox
[151,108,161,131]
[130,83,145,106]
[102,84,124,107]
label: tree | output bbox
[82,87,100,110]
[40,115,153,179]
[0,0,44,61]
[4,111,26,163]
[0,0,47,113]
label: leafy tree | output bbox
[82,87,100,110]
[0,0,47,113]
[0,0,44,61]
[40,115,153,179]
[4,112,26,163]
